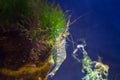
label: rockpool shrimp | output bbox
[48,14,85,77]
[47,19,70,77]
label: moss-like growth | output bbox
[82,54,109,80]
[28,0,66,45]
[72,43,109,80]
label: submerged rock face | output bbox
[0,0,66,79]
[0,31,52,80]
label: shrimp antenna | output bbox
[66,32,77,49]
[69,13,89,26]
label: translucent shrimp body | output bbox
[48,36,67,77]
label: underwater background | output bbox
[48,0,120,80]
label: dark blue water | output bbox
[48,0,120,80]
